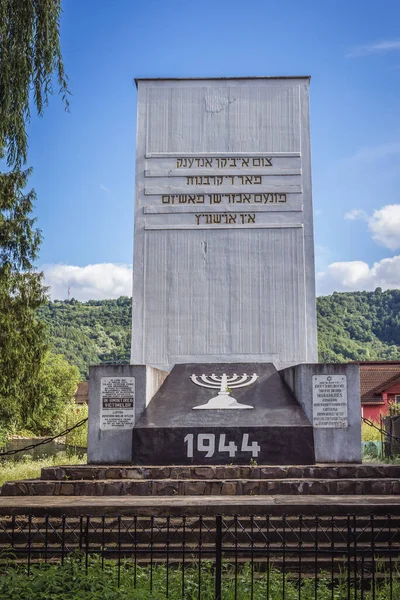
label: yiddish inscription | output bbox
[100,377,135,430]
[195,213,255,225]
[162,193,287,205]
[143,152,301,229]
[176,157,273,168]
[186,175,262,185]
[312,375,348,428]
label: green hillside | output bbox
[38,297,132,378]
[38,288,400,379]
[317,288,400,363]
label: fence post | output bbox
[215,515,222,600]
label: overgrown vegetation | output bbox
[0,453,86,488]
[0,350,80,438]
[0,557,398,599]
[65,402,88,448]
[362,422,381,442]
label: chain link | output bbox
[362,416,400,443]
[0,418,88,457]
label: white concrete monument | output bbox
[88,77,361,466]
[131,77,318,371]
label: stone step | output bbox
[40,463,400,482]
[3,477,400,496]
[0,495,399,516]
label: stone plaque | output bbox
[132,78,318,370]
[312,375,348,428]
[100,377,135,430]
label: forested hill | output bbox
[38,297,132,378]
[38,289,400,379]
[317,288,400,363]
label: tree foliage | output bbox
[0,0,70,433]
[36,289,400,379]
[317,289,400,362]
[31,352,80,434]
[0,0,69,167]
[0,169,47,430]
[38,297,132,378]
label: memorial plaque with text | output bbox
[100,377,135,430]
[131,78,318,370]
[312,375,348,428]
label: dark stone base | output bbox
[133,425,314,465]
[132,363,315,465]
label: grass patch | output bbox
[0,454,86,488]
[0,556,399,599]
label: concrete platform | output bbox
[0,495,399,517]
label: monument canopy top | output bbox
[134,76,311,88]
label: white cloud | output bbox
[317,256,400,295]
[344,208,368,221]
[344,204,400,250]
[349,142,400,164]
[347,39,400,58]
[42,263,133,301]
[368,204,400,250]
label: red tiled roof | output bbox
[360,363,400,403]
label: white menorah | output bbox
[190,373,258,409]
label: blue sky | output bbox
[24,0,400,300]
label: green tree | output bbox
[0,0,69,432]
[30,352,80,434]
[0,169,47,429]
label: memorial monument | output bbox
[131,77,317,371]
[87,77,361,466]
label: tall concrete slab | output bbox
[131,77,317,371]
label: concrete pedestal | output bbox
[280,363,361,463]
[87,362,361,466]
[87,364,167,464]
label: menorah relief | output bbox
[190,373,258,409]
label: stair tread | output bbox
[7,477,400,484]
[0,494,399,517]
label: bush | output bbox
[65,401,88,448]
[362,421,381,442]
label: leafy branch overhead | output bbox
[0,0,69,167]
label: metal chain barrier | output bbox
[362,416,400,443]
[0,418,88,457]
[0,416,396,458]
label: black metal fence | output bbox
[0,513,400,599]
